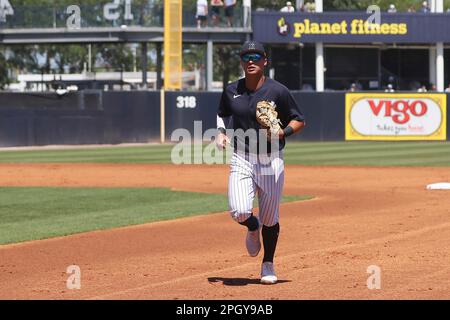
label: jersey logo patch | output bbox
[233,94,242,99]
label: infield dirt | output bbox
[0,164,449,299]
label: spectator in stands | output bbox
[385,84,395,92]
[420,1,430,13]
[445,84,450,92]
[387,76,396,90]
[210,0,224,27]
[387,4,397,13]
[409,81,421,91]
[224,0,237,27]
[417,85,427,92]
[430,84,437,91]
[243,0,251,28]
[196,0,208,28]
[349,83,358,92]
[304,2,315,12]
[301,83,314,91]
[280,1,295,12]
[408,6,416,13]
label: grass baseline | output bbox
[0,141,448,166]
[0,186,312,245]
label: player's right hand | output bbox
[216,133,230,150]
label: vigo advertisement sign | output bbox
[346,94,447,140]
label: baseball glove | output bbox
[256,100,282,140]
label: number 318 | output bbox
[177,96,197,109]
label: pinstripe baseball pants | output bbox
[228,150,285,227]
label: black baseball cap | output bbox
[239,41,267,57]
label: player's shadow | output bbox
[208,277,291,286]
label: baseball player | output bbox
[216,40,305,284]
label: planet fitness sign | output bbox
[254,12,450,43]
[345,94,447,141]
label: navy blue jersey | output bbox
[218,77,305,154]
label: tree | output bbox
[95,43,135,71]
[52,45,90,73]
[0,52,10,89]
[215,45,241,88]
[6,46,40,73]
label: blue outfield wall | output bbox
[0,91,160,147]
[291,92,345,141]
[102,91,161,144]
[164,91,221,142]
[164,91,346,142]
[0,91,448,147]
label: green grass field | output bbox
[0,142,448,166]
[0,187,310,245]
[0,141,448,245]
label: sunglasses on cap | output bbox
[241,53,263,63]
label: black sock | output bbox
[239,215,259,231]
[262,223,280,263]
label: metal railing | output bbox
[182,3,248,28]
[0,3,250,29]
[0,4,163,29]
